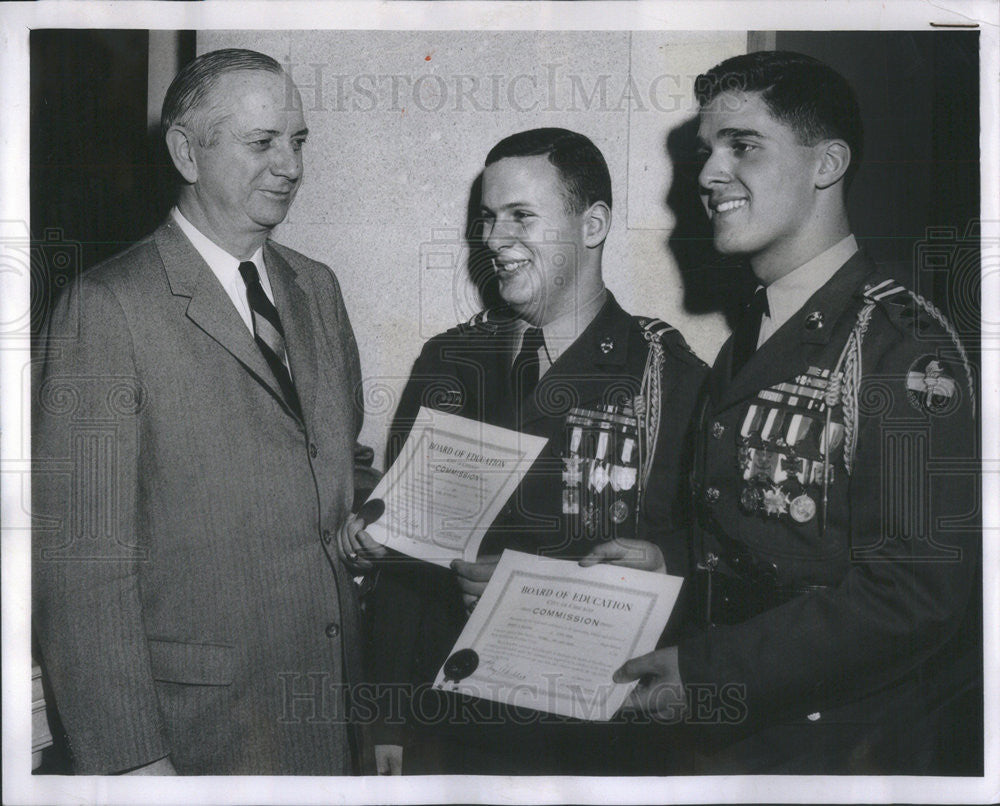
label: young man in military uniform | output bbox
[340,128,707,773]
[613,51,981,774]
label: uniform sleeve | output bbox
[32,277,169,773]
[677,317,978,723]
[638,350,709,577]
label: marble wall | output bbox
[200,30,746,466]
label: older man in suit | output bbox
[32,49,373,775]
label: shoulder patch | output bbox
[906,354,962,416]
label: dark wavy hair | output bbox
[695,51,863,186]
[485,127,612,213]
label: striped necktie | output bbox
[238,261,302,418]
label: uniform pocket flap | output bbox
[148,639,234,685]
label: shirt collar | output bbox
[171,207,265,283]
[516,285,608,356]
[764,235,858,332]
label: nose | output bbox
[698,148,730,193]
[484,218,515,253]
[270,139,303,182]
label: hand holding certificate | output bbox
[361,408,548,566]
[433,549,683,721]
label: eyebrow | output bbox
[480,201,534,213]
[716,127,766,140]
[241,127,310,138]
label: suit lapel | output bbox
[714,252,879,412]
[266,243,318,423]
[154,219,295,417]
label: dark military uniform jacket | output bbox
[368,292,707,759]
[678,251,980,774]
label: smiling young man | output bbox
[348,128,707,774]
[33,49,374,774]
[613,51,980,774]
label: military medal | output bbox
[609,499,629,524]
[740,484,764,514]
[762,485,790,516]
[789,493,816,523]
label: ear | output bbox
[165,125,199,184]
[815,139,851,190]
[582,201,612,248]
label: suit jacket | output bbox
[678,252,981,774]
[32,218,375,774]
[367,293,708,770]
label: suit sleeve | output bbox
[677,317,978,723]
[32,277,169,773]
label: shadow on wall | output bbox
[663,114,752,331]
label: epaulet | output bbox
[861,277,909,305]
[633,316,676,342]
[457,307,518,335]
[862,277,954,334]
[634,315,704,367]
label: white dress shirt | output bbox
[170,207,279,334]
[757,234,859,347]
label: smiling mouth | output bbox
[710,198,748,217]
[493,258,530,274]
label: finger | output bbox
[578,541,628,567]
[455,576,488,597]
[462,592,479,612]
[338,523,373,571]
[353,529,386,559]
[626,679,686,721]
[612,651,660,683]
[451,557,499,582]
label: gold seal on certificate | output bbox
[433,550,683,721]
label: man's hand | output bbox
[451,555,500,612]
[613,645,687,721]
[122,756,177,775]
[337,513,387,572]
[375,744,403,775]
[579,539,666,574]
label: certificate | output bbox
[363,407,548,566]
[433,550,683,721]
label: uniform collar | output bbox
[762,235,858,338]
[512,285,608,365]
[713,250,879,410]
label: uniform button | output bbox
[325,622,341,638]
[309,442,318,459]
[322,529,332,545]
[711,421,725,439]
[704,486,720,504]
